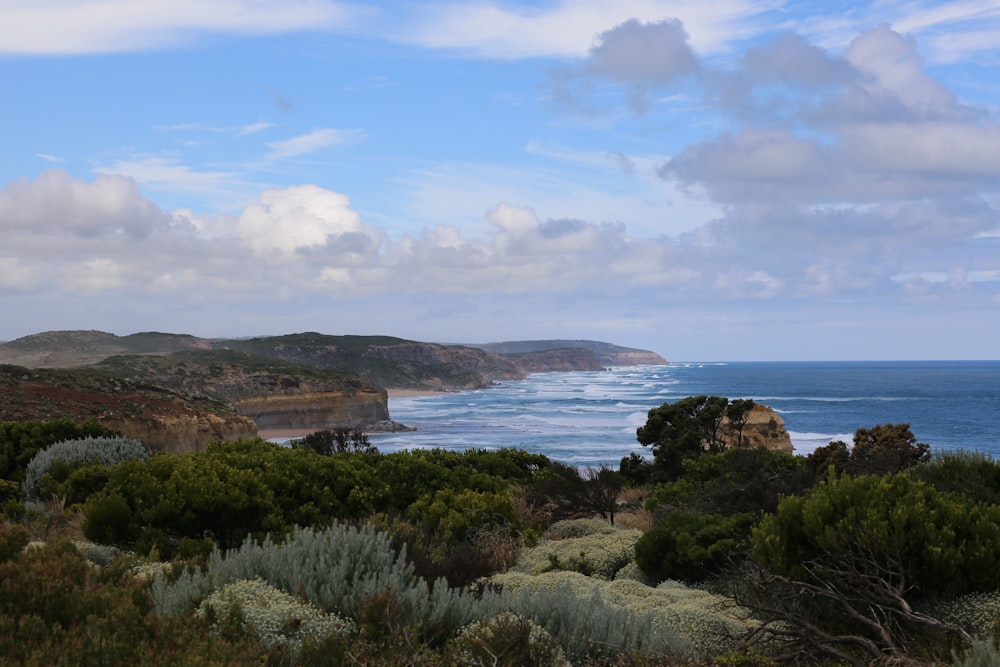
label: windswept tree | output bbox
[634,396,755,482]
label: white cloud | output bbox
[265,128,366,160]
[234,184,366,256]
[395,0,774,59]
[0,0,369,55]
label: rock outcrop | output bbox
[0,364,257,454]
[233,388,388,431]
[722,404,793,454]
[504,348,605,373]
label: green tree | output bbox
[636,396,733,481]
[804,423,930,481]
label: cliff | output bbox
[503,348,604,373]
[470,339,667,367]
[0,364,256,454]
[93,351,393,435]
[722,404,793,454]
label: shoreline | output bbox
[386,388,450,398]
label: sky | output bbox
[1,1,999,361]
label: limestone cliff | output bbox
[232,388,388,431]
[0,364,256,454]
[721,404,793,454]
[504,348,604,373]
[94,351,392,436]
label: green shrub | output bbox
[0,523,30,562]
[0,418,117,484]
[24,435,148,500]
[911,450,1000,505]
[0,536,264,665]
[753,473,1000,599]
[635,510,755,583]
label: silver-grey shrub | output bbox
[151,522,693,662]
[24,435,148,499]
[151,522,507,633]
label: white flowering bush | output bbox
[510,525,641,580]
[544,518,619,540]
[196,578,354,655]
[451,611,571,667]
[493,570,755,656]
[24,436,148,499]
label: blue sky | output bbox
[1,1,999,360]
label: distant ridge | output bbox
[469,339,667,367]
[0,330,666,391]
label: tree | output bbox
[583,465,623,525]
[636,396,743,481]
[294,428,379,455]
[804,423,930,481]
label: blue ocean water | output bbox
[371,361,1000,468]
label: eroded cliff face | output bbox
[505,349,604,373]
[723,404,794,454]
[233,387,389,431]
[102,412,258,455]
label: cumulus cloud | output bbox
[550,18,699,114]
[0,169,168,238]
[234,185,371,256]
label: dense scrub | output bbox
[4,407,1000,665]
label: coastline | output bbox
[386,388,450,398]
[258,388,446,440]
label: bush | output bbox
[450,612,571,667]
[635,510,755,583]
[0,418,117,484]
[196,577,354,655]
[24,435,148,500]
[753,473,1000,599]
[0,536,264,665]
[511,523,641,580]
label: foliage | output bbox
[804,423,931,481]
[292,427,378,455]
[510,521,641,580]
[450,612,571,667]
[494,570,754,659]
[407,487,520,543]
[0,418,117,485]
[636,396,755,482]
[753,473,1000,599]
[83,452,282,557]
[741,473,1000,664]
[647,447,807,517]
[635,510,756,583]
[910,449,1000,505]
[0,536,263,666]
[196,577,354,655]
[150,522,506,638]
[24,435,148,500]
[0,523,31,561]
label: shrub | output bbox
[511,524,641,580]
[24,435,148,500]
[150,522,507,638]
[0,418,117,484]
[450,612,571,667]
[635,511,755,583]
[0,536,264,665]
[196,577,354,655]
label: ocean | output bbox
[370,361,1000,468]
